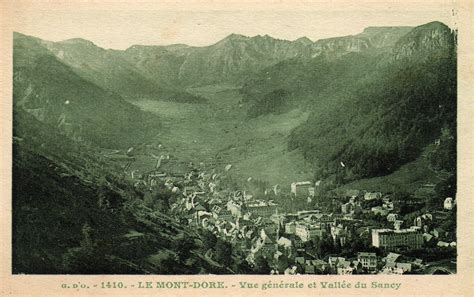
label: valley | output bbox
[12,20,457,275]
[127,84,313,188]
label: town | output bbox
[125,156,457,275]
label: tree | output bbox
[253,255,271,274]
[215,239,233,267]
[319,233,335,257]
[172,235,195,262]
[202,230,218,251]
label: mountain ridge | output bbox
[13,22,425,88]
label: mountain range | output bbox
[12,21,457,273]
[13,20,456,178]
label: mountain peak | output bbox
[361,26,413,34]
[60,38,97,47]
[223,33,250,42]
[356,26,414,48]
[419,21,450,30]
[393,21,455,59]
[294,36,313,45]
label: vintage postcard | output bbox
[1,0,473,296]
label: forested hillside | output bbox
[12,110,238,274]
[241,22,456,185]
[13,33,161,148]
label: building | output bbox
[384,252,401,264]
[297,209,321,219]
[371,206,389,216]
[295,223,325,242]
[336,260,354,275]
[444,197,455,210]
[371,227,423,249]
[393,220,404,230]
[414,213,433,227]
[277,237,292,250]
[226,200,242,217]
[364,192,382,201]
[244,200,278,217]
[285,222,296,234]
[330,224,348,246]
[383,201,394,211]
[357,252,377,271]
[328,257,346,268]
[219,209,233,221]
[291,181,312,197]
[387,213,398,222]
[306,213,333,229]
[341,202,354,214]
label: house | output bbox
[414,213,433,227]
[341,202,354,214]
[312,259,329,272]
[277,237,292,249]
[304,259,329,274]
[330,224,348,246]
[382,200,394,211]
[342,198,361,215]
[284,266,298,275]
[364,192,382,201]
[306,213,333,230]
[219,209,233,221]
[393,220,404,230]
[295,257,305,266]
[304,261,316,274]
[285,222,297,234]
[384,252,401,264]
[291,181,312,197]
[387,213,398,222]
[371,206,389,216]
[423,233,434,242]
[336,260,354,275]
[437,241,450,248]
[372,227,423,249]
[351,260,364,273]
[328,257,346,267]
[431,228,446,239]
[274,250,284,260]
[413,258,423,266]
[357,252,377,271]
[244,200,278,217]
[273,184,281,196]
[444,197,455,210]
[297,209,321,219]
[380,267,404,275]
[295,222,325,242]
[396,262,412,273]
[226,200,242,217]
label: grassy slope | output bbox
[128,84,313,188]
[128,83,449,196]
[12,110,221,274]
[336,155,443,194]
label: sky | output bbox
[12,0,457,50]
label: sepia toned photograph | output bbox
[9,0,458,278]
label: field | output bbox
[126,85,313,189]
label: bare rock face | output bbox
[16,25,422,90]
[357,26,413,48]
[393,21,456,60]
